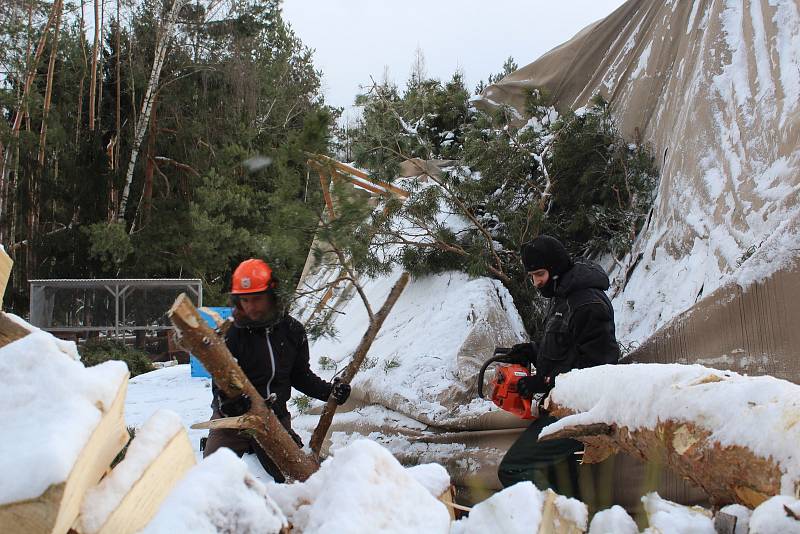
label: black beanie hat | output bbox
[521,235,573,276]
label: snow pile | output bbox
[124,364,212,459]
[749,495,800,534]
[299,266,526,428]
[80,409,184,533]
[543,363,800,494]
[642,492,714,533]
[0,330,128,504]
[405,462,452,497]
[268,439,451,533]
[141,448,287,534]
[720,504,753,534]
[588,505,637,534]
[450,482,545,534]
[6,311,80,360]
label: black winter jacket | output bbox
[536,260,620,384]
[213,314,332,420]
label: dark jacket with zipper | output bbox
[212,314,332,420]
[536,260,620,384]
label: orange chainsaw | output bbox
[477,347,538,420]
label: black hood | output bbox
[552,260,610,298]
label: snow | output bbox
[720,504,752,534]
[80,410,184,533]
[749,495,800,534]
[267,439,451,533]
[642,492,715,533]
[405,463,452,497]
[6,311,80,360]
[141,448,287,534]
[125,364,212,460]
[543,364,800,495]
[555,494,588,530]
[450,482,545,534]
[588,505,638,534]
[0,330,128,505]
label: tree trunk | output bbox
[38,0,65,165]
[117,0,184,225]
[544,403,786,508]
[88,0,100,131]
[115,0,121,170]
[168,293,319,481]
[309,272,410,456]
[76,0,87,145]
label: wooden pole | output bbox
[309,272,410,456]
[168,293,319,481]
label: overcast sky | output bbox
[282,0,627,120]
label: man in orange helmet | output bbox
[203,258,350,481]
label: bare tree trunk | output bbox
[169,294,319,481]
[97,0,106,133]
[309,272,410,456]
[115,0,121,169]
[38,0,65,165]
[117,0,184,225]
[76,0,87,145]
[88,0,100,131]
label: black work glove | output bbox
[219,393,251,417]
[516,374,548,399]
[505,342,538,365]
[330,377,351,405]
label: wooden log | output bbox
[168,293,319,481]
[0,376,129,534]
[0,246,11,308]
[309,272,410,456]
[80,424,195,534]
[0,312,31,348]
[544,403,783,508]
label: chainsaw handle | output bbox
[477,348,517,399]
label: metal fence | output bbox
[29,279,202,339]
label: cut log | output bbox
[537,489,586,534]
[0,377,129,534]
[169,293,319,481]
[543,408,783,508]
[79,413,195,534]
[0,246,11,308]
[0,312,31,348]
[309,272,410,456]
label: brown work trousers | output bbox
[203,409,298,483]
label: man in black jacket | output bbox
[203,259,350,482]
[497,236,619,495]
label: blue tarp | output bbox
[191,307,233,378]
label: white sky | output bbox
[282,0,628,121]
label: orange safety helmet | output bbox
[231,259,276,295]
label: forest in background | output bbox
[1,0,657,339]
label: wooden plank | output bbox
[0,376,129,534]
[0,312,31,348]
[92,428,196,534]
[0,247,11,309]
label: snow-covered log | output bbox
[0,331,129,534]
[541,364,800,508]
[168,293,319,481]
[78,410,195,534]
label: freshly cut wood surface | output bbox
[90,428,196,534]
[0,376,129,534]
[0,247,11,308]
[545,404,783,508]
[0,312,31,349]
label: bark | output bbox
[168,293,319,481]
[115,0,122,170]
[38,0,65,165]
[544,403,787,508]
[309,272,410,456]
[117,0,184,225]
[88,0,100,130]
[76,0,87,145]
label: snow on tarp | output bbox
[141,448,287,534]
[542,363,800,495]
[297,265,526,429]
[267,439,451,534]
[80,409,183,533]
[0,330,128,505]
[477,0,800,348]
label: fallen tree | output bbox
[539,364,800,508]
